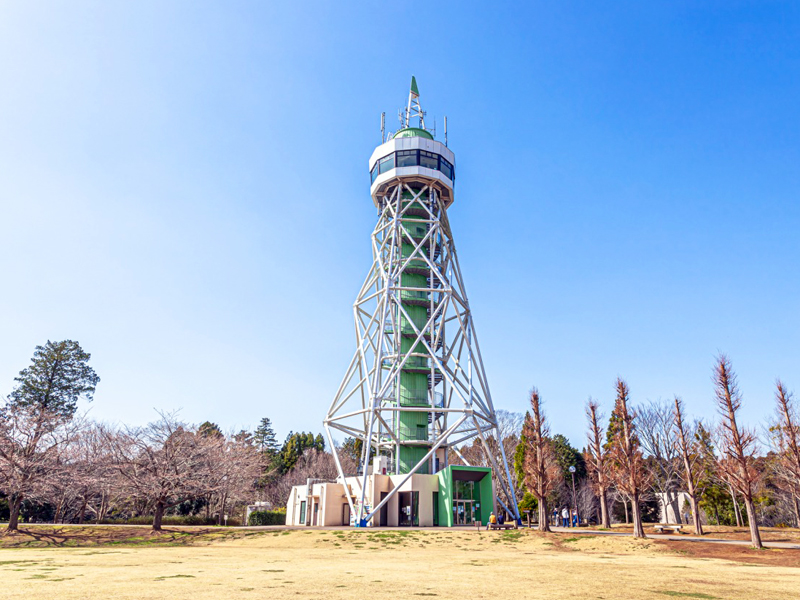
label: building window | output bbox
[396,150,418,168]
[439,158,453,180]
[378,154,395,175]
[420,151,438,170]
[370,150,455,184]
[455,480,476,501]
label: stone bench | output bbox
[654,525,683,534]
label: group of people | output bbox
[486,511,506,530]
[553,507,579,527]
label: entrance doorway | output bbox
[398,491,419,526]
[453,500,475,525]
[380,492,388,526]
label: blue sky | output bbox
[1,1,798,449]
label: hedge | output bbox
[248,510,286,526]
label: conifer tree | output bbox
[254,418,279,456]
[520,388,558,532]
[607,378,648,538]
[585,399,611,528]
[713,355,762,548]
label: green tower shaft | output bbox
[396,190,436,474]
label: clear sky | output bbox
[1,1,798,450]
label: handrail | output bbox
[397,390,444,407]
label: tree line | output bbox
[514,354,800,549]
[4,342,797,545]
[0,340,338,532]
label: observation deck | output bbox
[368,129,456,209]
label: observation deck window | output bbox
[378,154,395,175]
[370,150,455,184]
[420,150,438,170]
[396,150,418,168]
[439,158,453,180]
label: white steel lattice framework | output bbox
[323,80,520,527]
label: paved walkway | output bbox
[548,526,800,549]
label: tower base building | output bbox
[286,459,494,527]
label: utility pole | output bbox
[569,465,578,527]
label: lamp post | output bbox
[569,466,577,528]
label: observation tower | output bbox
[322,78,520,527]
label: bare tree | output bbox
[638,399,682,524]
[262,448,339,508]
[771,380,800,527]
[450,410,524,511]
[584,399,611,528]
[43,422,117,524]
[494,410,525,498]
[673,397,704,535]
[576,480,598,524]
[202,433,263,525]
[0,406,81,532]
[607,378,648,538]
[105,412,210,531]
[520,388,558,532]
[713,354,762,548]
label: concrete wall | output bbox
[318,483,348,526]
[285,485,309,526]
[657,491,693,524]
[408,474,439,527]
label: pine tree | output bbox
[254,418,279,456]
[8,339,99,418]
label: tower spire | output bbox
[404,75,426,130]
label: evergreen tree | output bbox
[198,421,223,438]
[278,431,324,473]
[2,340,100,531]
[254,418,279,455]
[551,434,586,482]
[7,340,99,418]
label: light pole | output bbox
[569,466,577,528]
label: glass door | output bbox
[453,500,474,525]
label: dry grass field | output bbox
[0,526,799,599]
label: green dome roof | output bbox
[392,127,434,140]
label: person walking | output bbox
[561,507,569,527]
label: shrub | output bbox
[248,510,286,526]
